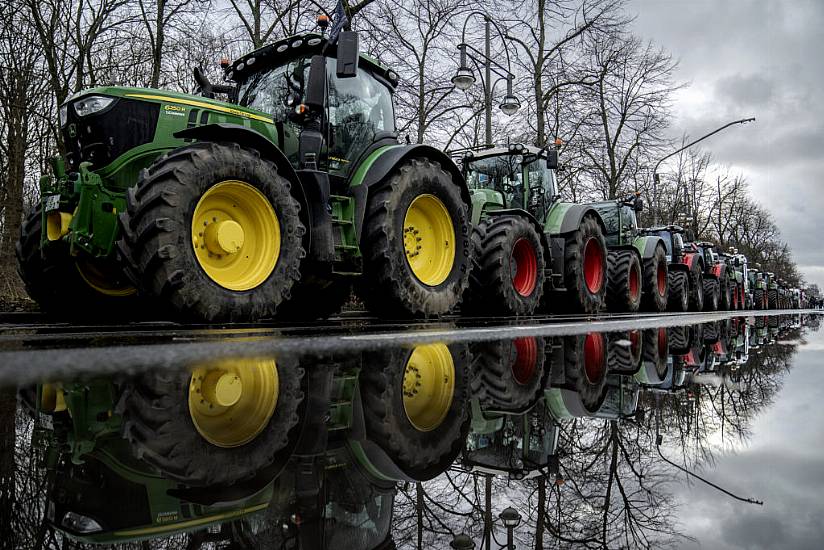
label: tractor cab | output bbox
[460,144,559,223]
[464,404,561,480]
[592,193,643,247]
[227,32,399,177]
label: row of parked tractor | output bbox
[15,27,810,322]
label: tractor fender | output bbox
[669,262,690,273]
[349,144,469,239]
[632,235,667,260]
[610,244,643,264]
[174,123,301,188]
[545,203,606,236]
[485,208,553,267]
[681,251,703,272]
[710,262,726,278]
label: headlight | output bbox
[73,95,115,117]
[61,511,103,533]
[59,104,68,127]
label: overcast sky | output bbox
[630,0,824,290]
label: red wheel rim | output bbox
[657,327,668,362]
[511,238,538,297]
[583,333,606,384]
[656,264,666,296]
[583,238,604,294]
[629,263,640,300]
[512,337,539,385]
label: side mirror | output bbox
[304,55,327,110]
[546,150,559,170]
[336,31,359,78]
[193,66,234,98]
[634,196,644,212]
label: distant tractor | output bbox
[460,144,608,315]
[591,194,669,312]
[766,272,779,309]
[17,29,473,322]
[684,241,727,311]
[723,247,749,310]
[749,263,768,310]
[640,225,693,312]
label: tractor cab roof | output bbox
[645,224,685,234]
[226,33,399,91]
[450,143,550,163]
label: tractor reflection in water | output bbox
[21,341,471,547]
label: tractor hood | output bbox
[58,86,277,179]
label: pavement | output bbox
[0,309,819,385]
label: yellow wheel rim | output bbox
[76,260,137,297]
[402,343,455,432]
[188,358,279,448]
[191,180,280,291]
[403,194,455,286]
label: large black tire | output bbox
[642,327,669,379]
[16,205,141,320]
[561,214,607,313]
[688,261,704,312]
[605,250,642,313]
[563,333,608,412]
[667,325,691,355]
[118,142,305,322]
[360,343,470,479]
[606,330,643,374]
[667,270,689,312]
[642,243,668,312]
[117,356,304,486]
[703,278,720,311]
[360,158,471,317]
[470,337,546,413]
[719,272,733,310]
[276,274,352,321]
[466,216,545,316]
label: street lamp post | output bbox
[498,507,522,549]
[651,117,756,225]
[452,13,520,147]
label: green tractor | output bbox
[459,144,608,315]
[766,271,779,309]
[17,29,472,322]
[591,194,669,312]
[749,263,768,310]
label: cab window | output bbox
[327,67,394,174]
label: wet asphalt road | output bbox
[0,309,819,385]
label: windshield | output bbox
[327,66,394,171]
[238,56,311,118]
[466,155,524,208]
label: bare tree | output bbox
[575,32,679,200]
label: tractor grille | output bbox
[63,98,160,171]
